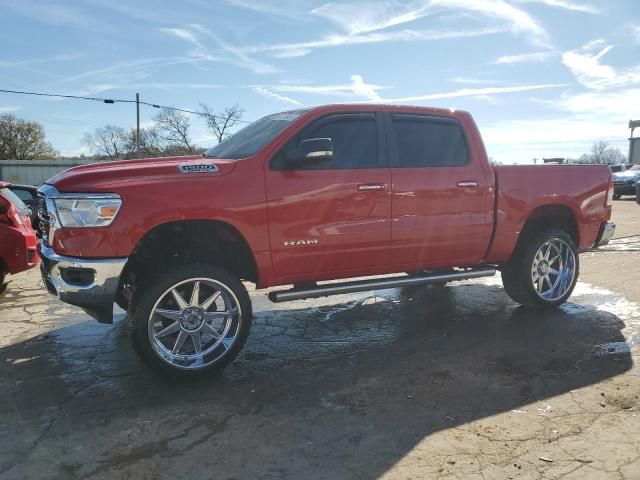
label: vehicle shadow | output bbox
[0,280,635,479]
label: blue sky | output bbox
[0,0,638,163]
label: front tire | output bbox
[501,229,578,308]
[129,264,252,376]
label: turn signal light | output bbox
[99,205,119,218]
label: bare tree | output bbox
[84,125,128,161]
[154,107,194,153]
[576,141,626,165]
[199,103,244,143]
[124,126,164,158]
[0,113,58,160]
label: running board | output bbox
[268,268,496,303]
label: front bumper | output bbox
[594,222,615,247]
[38,243,127,324]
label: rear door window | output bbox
[390,114,469,167]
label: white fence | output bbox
[0,159,99,186]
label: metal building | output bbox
[0,159,97,186]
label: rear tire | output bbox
[501,229,578,308]
[129,263,252,376]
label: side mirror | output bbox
[298,138,333,162]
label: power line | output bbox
[0,88,252,123]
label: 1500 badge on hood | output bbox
[178,163,219,174]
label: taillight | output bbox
[0,196,12,226]
[606,176,613,207]
[0,197,23,227]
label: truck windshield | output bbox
[205,110,307,159]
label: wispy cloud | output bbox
[224,0,308,20]
[482,84,638,163]
[378,83,566,103]
[518,0,599,14]
[253,87,303,106]
[61,57,194,86]
[0,53,83,69]
[451,76,500,84]
[311,1,432,35]
[2,0,110,31]
[162,24,279,74]
[241,27,505,58]
[0,106,21,113]
[237,0,548,58]
[494,51,556,64]
[267,76,566,106]
[269,74,384,101]
[562,39,640,89]
[430,0,550,47]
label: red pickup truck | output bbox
[38,104,615,376]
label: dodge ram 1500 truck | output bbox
[38,104,616,376]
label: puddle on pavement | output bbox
[1,272,639,390]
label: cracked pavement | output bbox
[1,201,639,479]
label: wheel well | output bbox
[520,204,579,246]
[120,220,258,298]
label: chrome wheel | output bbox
[147,277,242,370]
[531,238,576,301]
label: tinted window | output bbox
[12,189,34,201]
[391,115,468,167]
[272,114,378,170]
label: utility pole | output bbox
[136,93,141,158]
[630,120,640,165]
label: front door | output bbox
[266,112,391,284]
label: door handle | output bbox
[457,181,479,188]
[358,183,386,191]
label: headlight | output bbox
[53,194,122,228]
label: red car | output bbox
[0,182,39,285]
[37,104,615,375]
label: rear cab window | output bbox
[389,114,469,167]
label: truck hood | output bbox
[47,155,238,192]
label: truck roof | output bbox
[302,103,471,118]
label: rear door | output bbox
[266,112,391,283]
[385,113,492,269]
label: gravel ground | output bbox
[0,200,639,480]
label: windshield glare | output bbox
[205,110,307,159]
